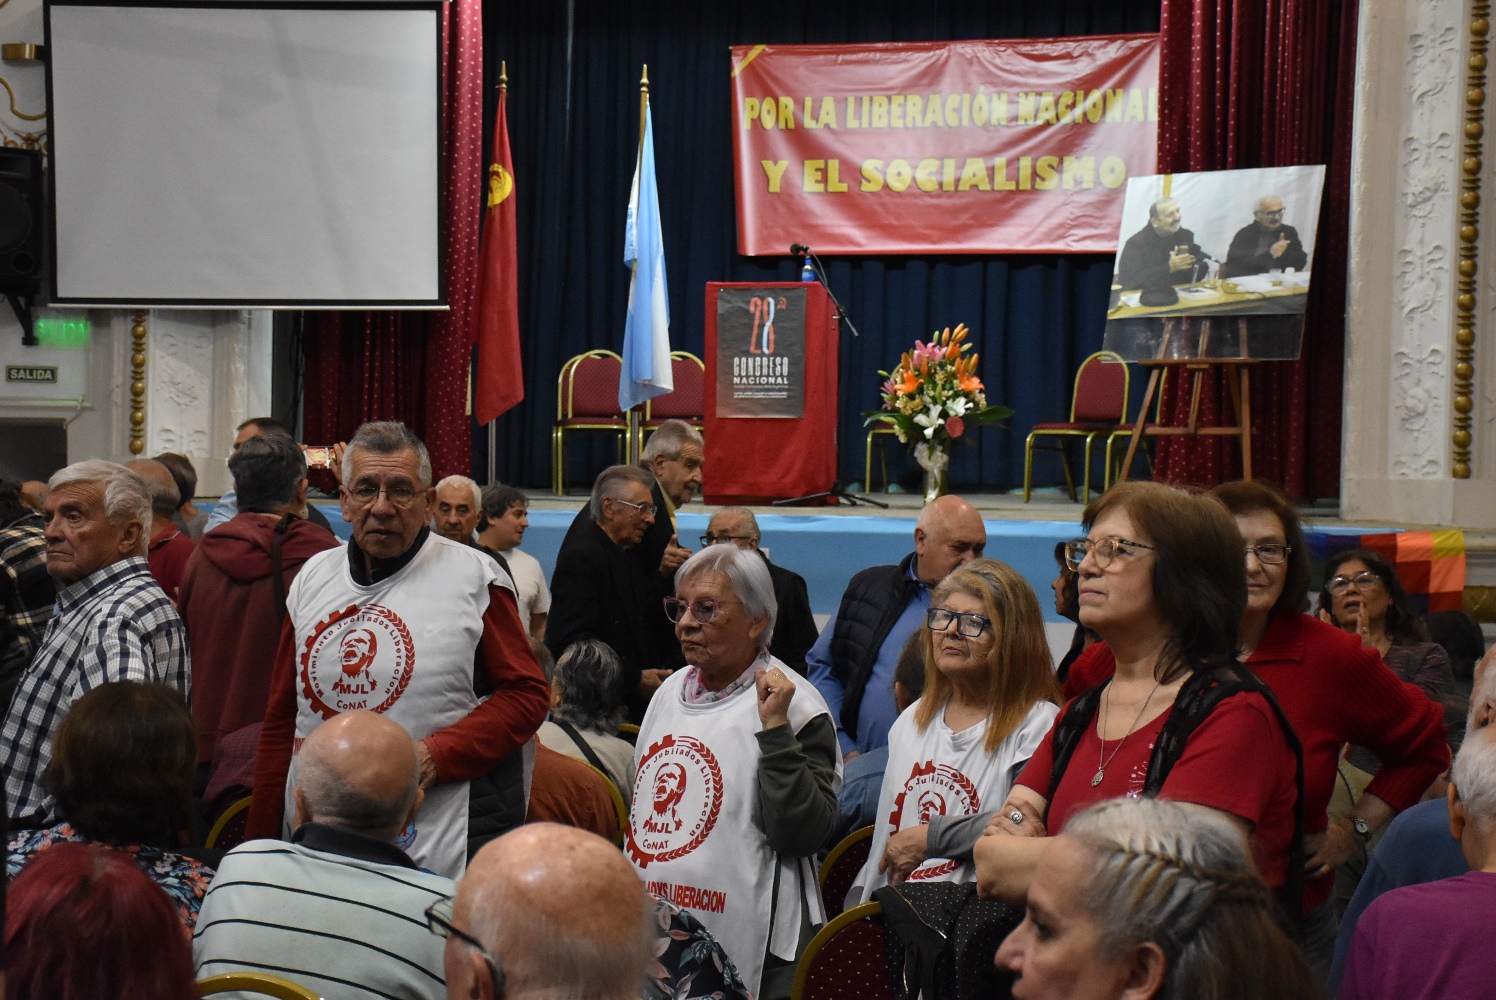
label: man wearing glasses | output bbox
[247,421,550,879]
[547,465,681,720]
[1222,194,1308,278]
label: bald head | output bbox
[914,495,987,587]
[448,824,652,1000]
[125,459,180,516]
[292,711,421,843]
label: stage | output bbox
[294,488,1424,632]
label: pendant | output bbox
[1091,769,1105,787]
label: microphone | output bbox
[790,243,809,255]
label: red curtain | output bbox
[1151,0,1358,498]
[299,0,484,480]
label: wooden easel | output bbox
[1116,317,1256,483]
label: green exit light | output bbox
[34,315,92,349]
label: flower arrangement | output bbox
[864,324,1011,498]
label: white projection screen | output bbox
[45,1,442,306]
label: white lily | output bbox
[913,404,943,439]
[945,396,970,417]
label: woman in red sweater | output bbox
[1060,481,1449,983]
[975,484,1300,932]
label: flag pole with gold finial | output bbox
[626,64,649,463]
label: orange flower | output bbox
[960,373,983,393]
[898,369,922,394]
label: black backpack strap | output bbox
[872,885,947,1000]
[1141,663,1307,922]
[1046,684,1107,804]
[552,718,609,776]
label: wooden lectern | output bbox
[703,282,839,503]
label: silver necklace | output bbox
[1093,679,1162,787]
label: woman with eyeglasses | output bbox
[973,483,1300,927]
[1062,481,1450,983]
[844,559,1060,906]
[625,543,840,1000]
[1320,548,1454,709]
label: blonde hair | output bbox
[914,558,1060,752]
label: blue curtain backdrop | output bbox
[480,0,1160,492]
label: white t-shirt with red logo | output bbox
[626,658,840,998]
[848,697,1059,907]
[282,533,506,879]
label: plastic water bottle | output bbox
[800,259,815,283]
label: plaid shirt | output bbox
[1,513,54,673]
[1,556,190,823]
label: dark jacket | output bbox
[178,512,340,766]
[1115,223,1206,290]
[547,516,678,717]
[562,475,673,584]
[1221,222,1307,278]
[763,555,818,676]
[828,552,922,738]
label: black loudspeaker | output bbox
[0,148,44,295]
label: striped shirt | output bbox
[0,512,54,674]
[0,556,190,822]
[193,826,453,1000]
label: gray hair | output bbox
[342,421,432,488]
[1453,725,1496,830]
[295,734,421,841]
[640,419,704,465]
[675,544,776,650]
[126,460,180,515]
[589,465,653,521]
[48,461,152,549]
[436,474,482,511]
[1061,799,1313,998]
[552,640,628,734]
[713,506,761,541]
[1149,197,1179,222]
[1256,194,1285,212]
[466,882,657,1000]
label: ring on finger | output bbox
[1008,809,1024,826]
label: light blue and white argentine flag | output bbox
[620,102,672,412]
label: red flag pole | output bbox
[474,57,524,461]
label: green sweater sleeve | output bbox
[755,714,840,858]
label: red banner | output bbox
[731,36,1159,256]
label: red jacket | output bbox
[177,513,340,766]
[147,528,197,601]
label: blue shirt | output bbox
[203,489,237,531]
[835,745,888,843]
[1330,798,1469,992]
[807,560,929,756]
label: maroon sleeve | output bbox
[1333,643,1451,811]
[422,584,551,784]
[245,619,300,840]
[1061,644,1115,701]
[1013,700,1070,801]
[1157,692,1296,888]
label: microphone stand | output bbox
[774,479,888,508]
[799,249,861,338]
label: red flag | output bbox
[473,84,523,424]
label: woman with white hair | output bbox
[997,797,1319,1000]
[626,544,841,1000]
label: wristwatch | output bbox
[1349,817,1372,842]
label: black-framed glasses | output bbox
[1327,571,1383,596]
[610,496,657,517]
[700,533,755,546]
[347,483,421,508]
[1245,543,1291,565]
[1064,536,1156,571]
[927,607,992,638]
[426,898,505,993]
[664,597,740,624]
